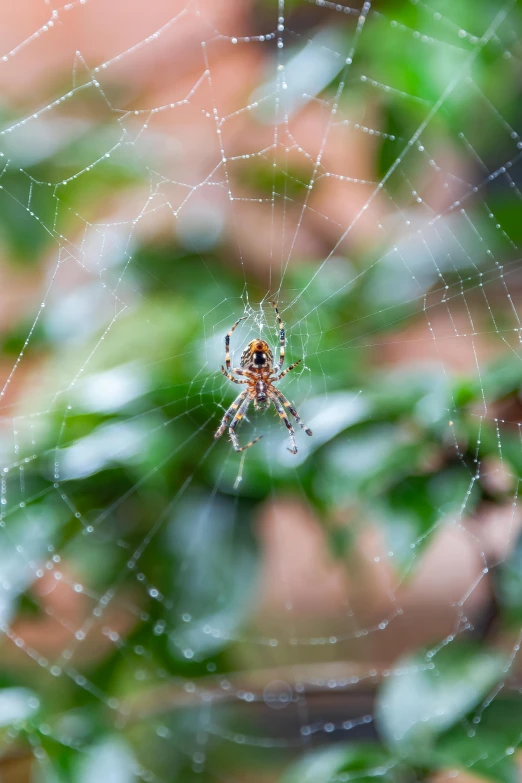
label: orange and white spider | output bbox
[214,302,312,454]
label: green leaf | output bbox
[375,644,506,758]
[435,729,517,783]
[280,744,397,783]
[75,738,137,783]
[494,532,522,625]
[466,695,522,747]
[379,466,480,575]
[0,687,39,726]
[433,696,522,783]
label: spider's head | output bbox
[254,379,270,410]
[241,339,273,369]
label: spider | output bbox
[214,302,312,454]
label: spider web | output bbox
[1,0,522,780]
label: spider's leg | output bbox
[276,359,301,380]
[269,301,285,369]
[270,392,298,454]
[225,316,247,370]
[220,366,248,384]
[273,389,312,436]
[229,395,262,452]
[215,390,248,440]
[232,367,257,381]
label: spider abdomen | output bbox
[241,339,273,369]
[253,352,267,366]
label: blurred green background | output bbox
[1,0,522,781]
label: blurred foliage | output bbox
[282,644,520,783]
[0,126,140,265]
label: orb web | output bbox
[0,0,522,780]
